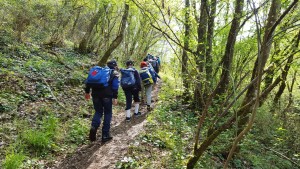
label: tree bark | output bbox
[128,17,147,57]
[182,0,191,102]
[238,0,282,132]
[47,1,75,47]
[273,30,300,104]
[263,42,281,90]
[70,8,82,39]
[96,4,115,55]
[98,3,129,66]
[14,13,30,42]
[193,0,208,109]
[215,0,244,97]
[78,9,102,53]
[224,0,263,166]
[205,0,216,87]
[187,127,223,169]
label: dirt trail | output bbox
[55,82,161,169]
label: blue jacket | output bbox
[148,68,160,83]
[157,57,161,66]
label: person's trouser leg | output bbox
[133,90,140,103]
[124,89,132,118]
[141,85,146,104]
[91,97,104,129]
[134,103,140,114]
[124,89,133,110]
[102,98,112,137]
[133,90,140,114]
[145,85,153,106]
[89,96,104,141]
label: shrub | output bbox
[21,114,59,154]
[22,129,52,154]
[2,152,25,169]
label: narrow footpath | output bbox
[55,81,161,169]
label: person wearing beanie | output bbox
[142,61,160,85]
[120,60,142,121]
[140,61,148,68]
[107,60,119,70]
[84,60,119,142]
[139,61,156,111]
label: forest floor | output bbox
[55,82,162,169]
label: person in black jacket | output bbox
[121,60,142,121]
[84,60,119,142]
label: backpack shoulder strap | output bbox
[108,69,115,83]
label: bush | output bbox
[21,114,59,154]
[2,152,25,169]
[22,129,52,154]
[2,140,26,169]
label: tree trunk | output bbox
[215,0,244,97]
[263,42,280,90]
[205,0,216,88]
[98,3,129,66]
[96,4,113,55]
[182,0,191,102]
[224,0,264,165]
[128,19,144,57]
[193,0,208,109]
[78,9,102,53]
[238,0,281,132]
[281,71,297,127]
[273,31,300,104]
[187,0,243,167]
[70,9,82,39]
[14,13,30,42]
[47,1,74,47]
[187,121,228,169]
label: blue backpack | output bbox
[140,69,154,86]
[120,69,136,88]
[150,59,157,68]
[86,66,112,88]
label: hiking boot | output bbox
[147,105,152,111]
[102,134,113,143]
[134,112,142,117]
[126,117,131,121]
[89,127,97,142]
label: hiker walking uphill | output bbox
[157,56,161,68]
[120,60,142,121]
[144,53,160,74]
[149,57,159,74]
[84,60,119,142]
[139,61,159,111]
[143,59,161,87]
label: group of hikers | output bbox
[84,54,161,142]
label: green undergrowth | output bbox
[116,68,300,169]
[1,112,91,168]
[0,42,135,168]
[0,43,95,168]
